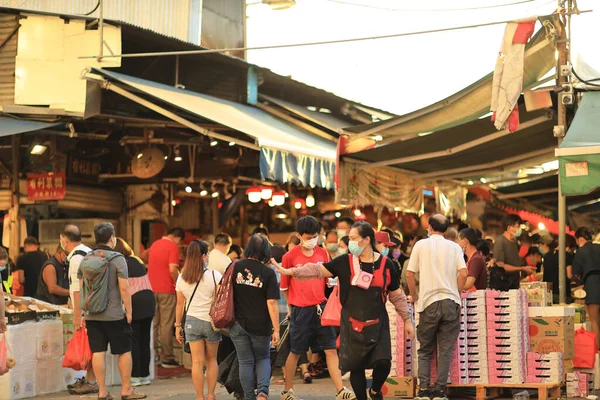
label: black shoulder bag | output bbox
[182,278,201,354]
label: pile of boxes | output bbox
[486,290,529,384]
[526,352,563,384]
[387,302,414,378]
[567,371,595,398]
[456,291,488,384]
[520,282,552,307]
[0,319,84,400]
[528,306,574,360]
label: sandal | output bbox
[121,388,146,400]
[303,372,313,384]
[206,395,217,400]
[99,394,114,400]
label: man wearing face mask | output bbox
[281,216,354,400]
[336,217,354,242]
[491,214,536,290]
[325,231,346,259]
[61,224,97,396]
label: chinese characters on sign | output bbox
[27,172,66,201]
[67,155,100,183]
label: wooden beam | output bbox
[496,188,559,200]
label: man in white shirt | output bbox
[60,224,96,395]
[208,233,232,275]
[407,214,467,400]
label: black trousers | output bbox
[132,317,153,378]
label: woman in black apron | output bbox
[275,221,414,400]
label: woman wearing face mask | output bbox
[459,229,487,292]
[375,231,399,274]
[275,221,414,400]
[175,240,222,400]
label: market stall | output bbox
[0,294,154,399]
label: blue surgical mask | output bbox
[380,247,389,257]
[348,240,365,256]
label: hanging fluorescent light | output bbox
[185,186,192,193]
[210,140,218,147]
[246,187,262,203]
[261,186,273,200]
[272,191,286,206]
[467,180,474,185]
[136,153,143,159]
[30,144,47,155]
[480,177,487,183]
[200,189,208,196]
[306,194,315,208]
[212,191,219,198]
[174,145,182,162]
[229,141,235,146]
[372,135,383,142]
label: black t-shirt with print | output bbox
[233,259,280,336]
[323,255,400,305]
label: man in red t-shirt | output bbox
[147,227,184,368]
[281,216,354,400]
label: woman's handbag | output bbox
[182,279,201,354]
[321,285,342,327]
[210,261,236,331]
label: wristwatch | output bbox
[174,323,182,327]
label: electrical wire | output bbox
[80,9,592,60]
[83,0,100,15]
[327,0,542,12]
[572,67,600,87]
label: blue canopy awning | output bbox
[0,117,61,137]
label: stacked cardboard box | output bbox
[486,290,529,384]
[388,302,414,378]
[526,352,563,384]
[528,306,575,359]
[520,282,552,307]
[458,291,487,384]
[566,371,595,398]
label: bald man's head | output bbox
[60,224,82,254]
[429,214,449,234]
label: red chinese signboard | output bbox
[27,172,66,201]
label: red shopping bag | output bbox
[321,285,342,327]
[62,329,92,371]
[0,334,9,376]
[209,261,236,330]
[573,327,598,369]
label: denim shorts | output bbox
[184,316,222,343]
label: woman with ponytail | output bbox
[275,221,414,400]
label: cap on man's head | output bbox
[24,236,39,246]
[375,231,396,247]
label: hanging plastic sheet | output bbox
[260,147,336,190]
[335,158,423,212]
[438,185,468,220]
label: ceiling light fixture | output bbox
[210,140,218,147]
[185,186,192,193]
[30,144,47,155]
[229,141,235,146]
[200,189,208,196]
[212,191,219,198]
[174,145,182,162]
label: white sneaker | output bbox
[140,376,152,386]
[130,378,142,387]
[281,389,300,400]
[336,387,356,400]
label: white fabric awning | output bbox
[92,69,336,161]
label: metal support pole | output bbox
[557,2,568,304]
[98,0,104,62]
[9,135,20,262]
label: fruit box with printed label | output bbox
[520,282,552,307]
[367,377,414,398]
[528,314,574,359]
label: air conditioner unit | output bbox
[39,219,119,254]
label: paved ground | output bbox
[34,373,345,400]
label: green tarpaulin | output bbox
[557,91,600,196]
